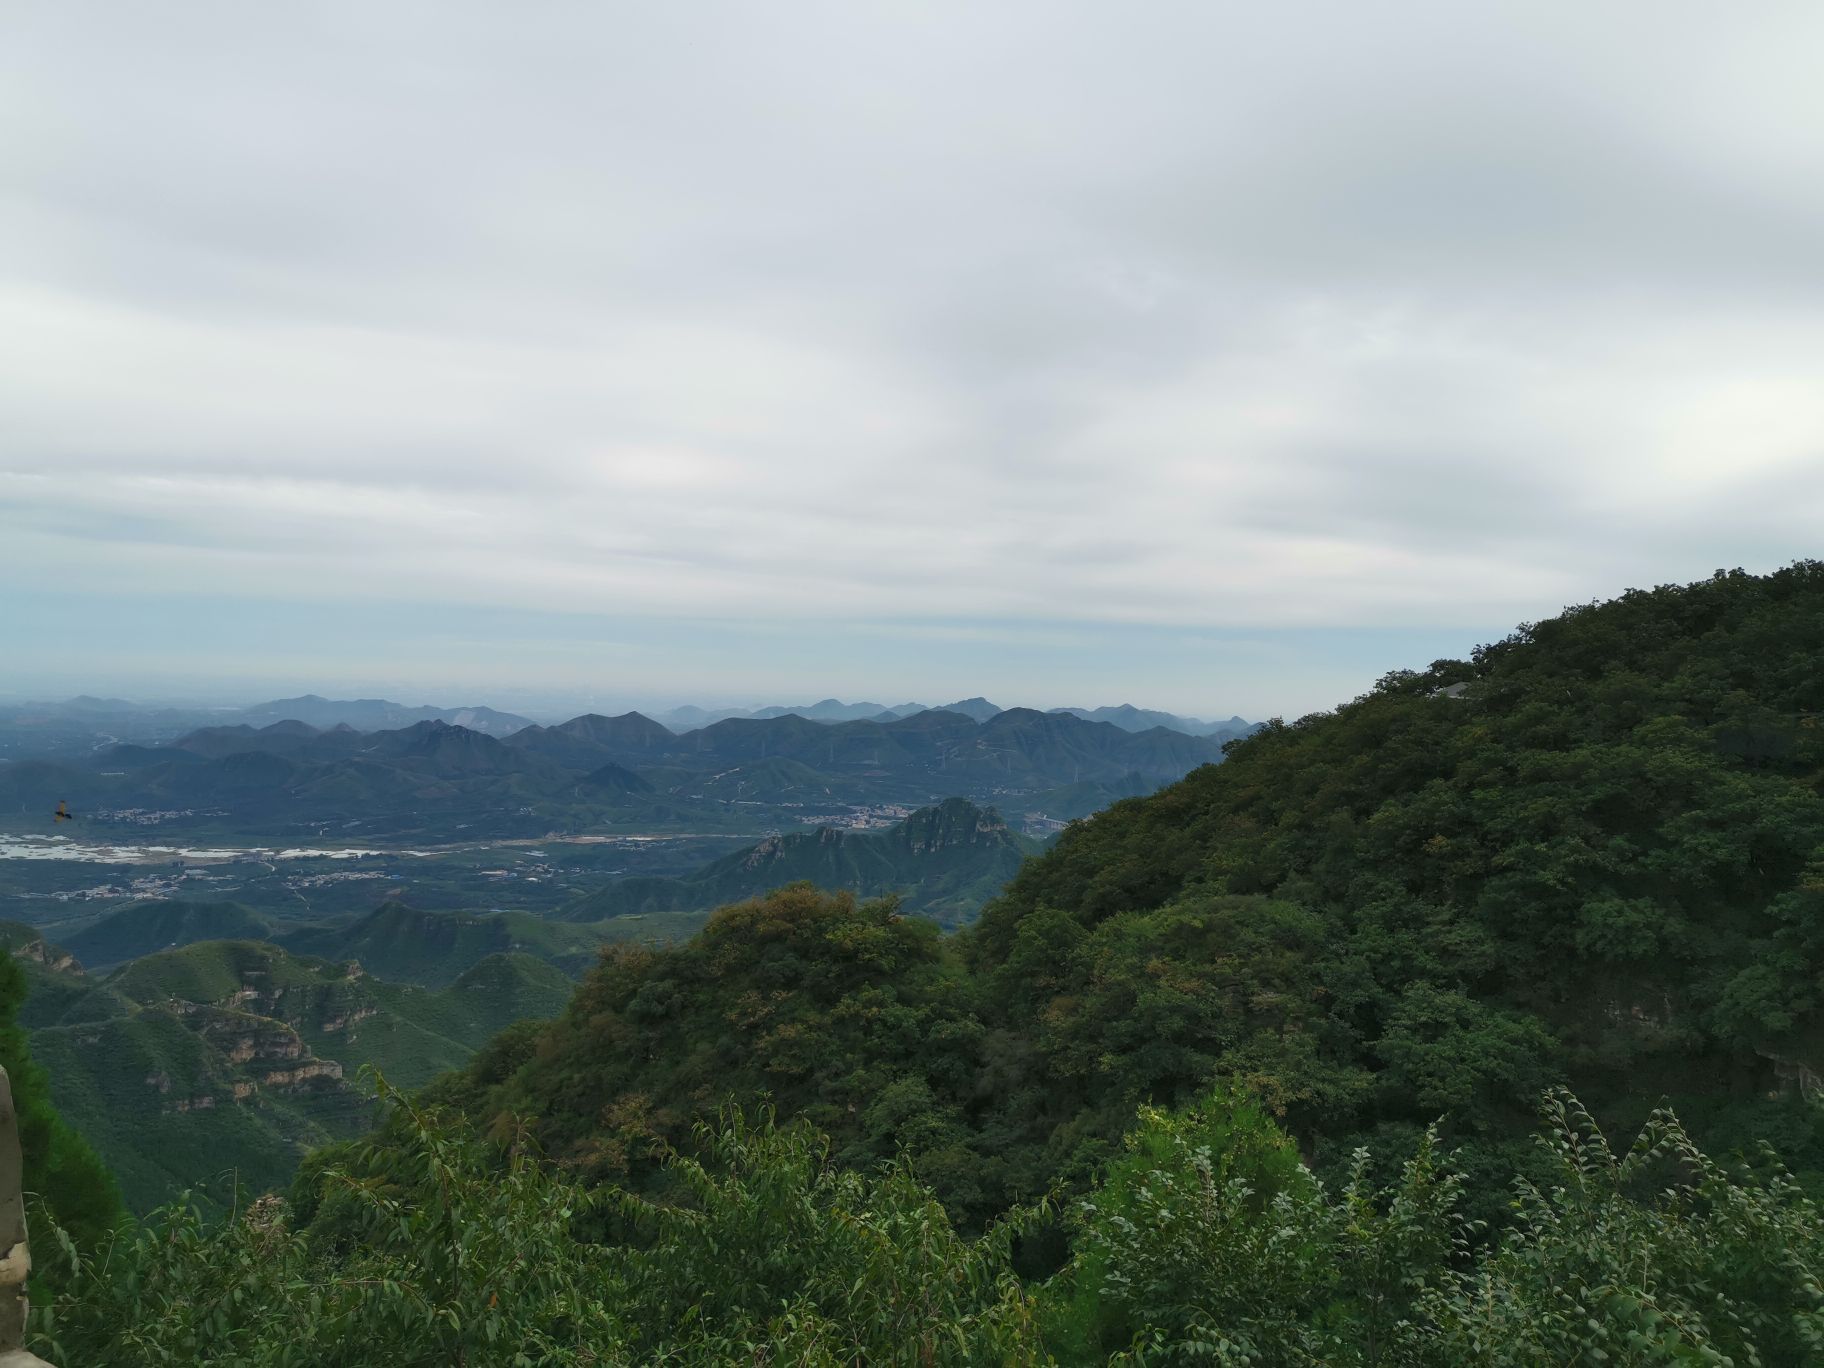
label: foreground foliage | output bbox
[31,1081,1824,1365]
[32,1079,1041,1367]
[1052,1087,1824,1365]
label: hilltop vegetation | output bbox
[468,885,986,1203]
[967,562,1824,1198]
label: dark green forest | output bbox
[10,563,1824,1363]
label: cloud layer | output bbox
[5,2,1822,711]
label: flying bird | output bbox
[54,801,74,823]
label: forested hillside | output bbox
[969,562,1824,1198]
[451,565,1824,1228]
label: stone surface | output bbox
[0,1068,28,1354]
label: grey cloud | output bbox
[3,0,1823,699]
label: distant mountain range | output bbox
[1,706,1235,840]
[1044,704,1255,740]
[237,695,534,736]
[0,694,536,761]
[652,697,1252,738]
[0,693,1256,766]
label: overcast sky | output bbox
[4,2,1822,718]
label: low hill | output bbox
[560,798,1041,926]
[278,902,613,986]
[364,719,535,775]
[0,922,120,1029]
[60,899,274,970]
[506,712,673,768]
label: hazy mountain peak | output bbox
[934,697,1002,722]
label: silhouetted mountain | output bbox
[61,696,138,713]
[653,704,751,731]
[657,700,912,730]
[506,712,673,768]
[0,694,540,764]
[934,697,1002,722]
[646,696,1256,738]
[239,696,534,735]
[364,719,528,775]
[750,699,896,722]
[1051,703,1191,732]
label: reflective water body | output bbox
[0,835,426,864]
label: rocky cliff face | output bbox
[138,1003,352,1111]
[9,938,83,977]
[186,1004,311,1067]
[895,798,1010,854]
